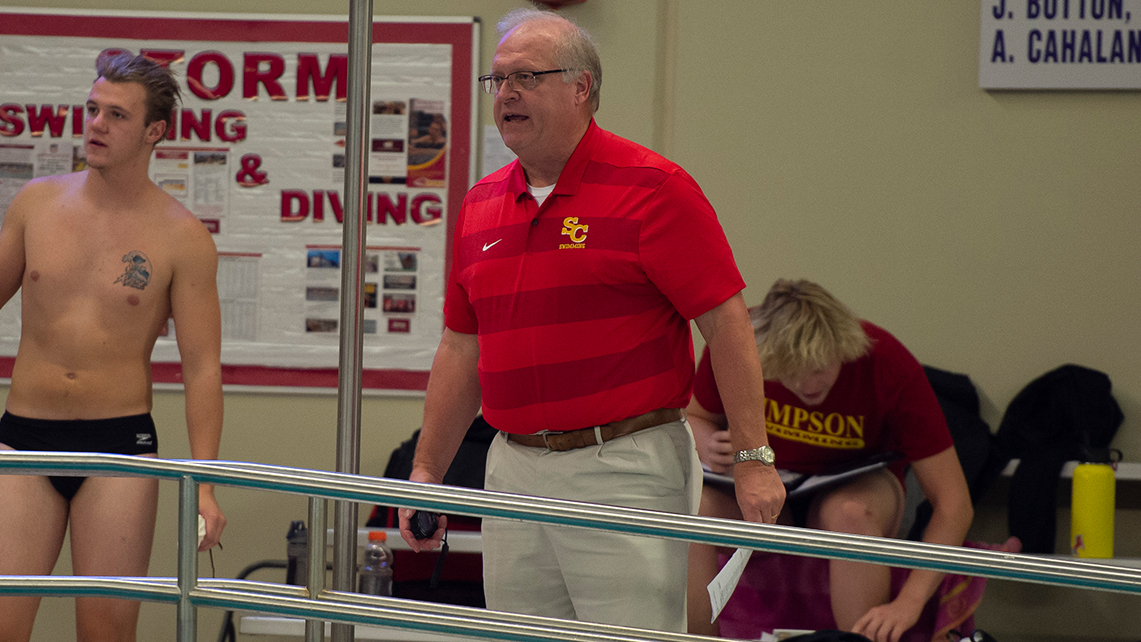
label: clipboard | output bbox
[702,451,903,500]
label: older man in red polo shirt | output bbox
[399,8,784,632]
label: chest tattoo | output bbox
[114,251,153,290]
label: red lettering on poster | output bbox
[181,108,211,141]
[0,105,25,137]
[72,105,84,137]
[187,51,235,101]
[243,53,287,101]
[376,193,407,225]
[312,190,325,221]
[281,190,309,221]
[139,49,185,67]
[236,154,269,187]
[296,53,347,102]
[25,104,67,138]
[327,190,345,223]
[410,194,442,224]
[279,190,440,226]
[215,110,247,143]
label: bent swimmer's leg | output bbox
[808,469,904,631]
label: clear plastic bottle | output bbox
[357,530,394,596]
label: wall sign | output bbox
[980,0,1141,88]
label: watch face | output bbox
[736,446,775,466]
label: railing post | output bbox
[332,0,374,639]
[306,496,327,642]
[177,474,199,642]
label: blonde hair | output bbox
[751,279,871,380]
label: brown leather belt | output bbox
[505,408,684,452]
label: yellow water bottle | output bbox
[1070,448,1120,559]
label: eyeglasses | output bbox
[478,69,568,94]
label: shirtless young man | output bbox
[0,53,225,641]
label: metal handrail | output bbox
[201,583,720,642]
[2,451,1140,642]
[3,452,1139,592]
[0,575,180,601]
[0,574,720,642]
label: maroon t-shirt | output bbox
[693,321,953,481]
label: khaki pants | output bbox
[481,420,700,632]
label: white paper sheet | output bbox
[707,547,752,622]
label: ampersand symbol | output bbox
[236,154,269,187]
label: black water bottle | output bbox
[285,520,308,585]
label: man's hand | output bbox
[851,595,924,642]
[198,484,226,552]
[733,461,786,524]
[398,507,448,552]
[397,470,448,552]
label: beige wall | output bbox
[4,0,1140,640]
[667,2,1141,442]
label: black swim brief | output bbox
[0,411,158,501]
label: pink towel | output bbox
[717,538,1019,641]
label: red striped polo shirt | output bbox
[446,120,745,434]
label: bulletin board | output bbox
[0,9,480,392]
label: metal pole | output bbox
[306,496,328,642]
[333,0,373,639]
[176,474,199,642]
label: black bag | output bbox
[381,415,497,488]
[367,415,497,528]
[983,364,1123,553]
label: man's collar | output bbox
[506,119,600,201]
[550,119,599,196]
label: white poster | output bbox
[0,10,480,390]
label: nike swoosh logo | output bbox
[482,239,503,251]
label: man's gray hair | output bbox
[497,8,602,112]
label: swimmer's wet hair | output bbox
[96,52,181,137]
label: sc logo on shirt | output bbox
[559,216,588,249]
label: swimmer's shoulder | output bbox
[2,171,86,228]
[18,171,85,198]
[149,184,217,261]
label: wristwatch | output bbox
[734,445,776,466]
